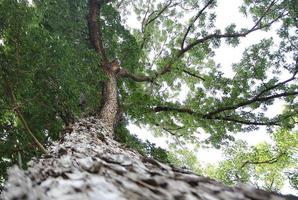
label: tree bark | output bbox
[1,117,297,200]
[99,73,119,132]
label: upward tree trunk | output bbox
[99,73,119,132]
[87,0,121,133]
[1,117,296,200]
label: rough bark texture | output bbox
[2,117,297,200]
[99,73,119,132]
[88,0,120,132]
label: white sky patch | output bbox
[127,124,172,149]
[196,147,223,165]
[234,127,274,146]
[264,99,286,118]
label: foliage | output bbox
[115,121,170,163]
[204,129,298,192]
[0,0,297,193]
[168,148,203,174]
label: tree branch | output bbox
[153,106,195,114]
[2,79,48,154]
[206,116,279,126]
[152,104,285,126]
[143,0,178,30]
[118,63,172,82]
[254,75,296,100]
[121,0,285,84]
[181,0,214,50]
[140,0,179,49]
[205,90,298,118]
[179,1,285,56]
[240,152,286,169]
[182,69,205,81]
[88,0,109,67]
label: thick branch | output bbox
[154,106,195,114]
[117,69,154,82]
[152,105,283,126]
[88,0,109,67]
[205,90,298,118]
[119,63,172,82]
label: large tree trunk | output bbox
[1,117,296,200]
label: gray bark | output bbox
[1,117,297,200]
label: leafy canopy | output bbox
[0,0,297,191]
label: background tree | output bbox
[0,0,297,194]
[204,129,298,192]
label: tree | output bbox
[0,0,297,198]
[204,129,298,192]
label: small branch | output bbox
[116,0,125,8]
[179,2,285,57]
[206,116,279,126]
[144,0,176,28]
[248,0,278,33]
[254,75,296,100]
[182,69,205,81]
[240,152,286,169]
[181,0,214,50]
[4,79,48,154]
[140,0,179,49]
[141,6,151,33]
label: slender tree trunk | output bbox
[1,117,296,200]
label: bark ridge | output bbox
[2,117,297,200]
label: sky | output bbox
[126,0,296,195]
